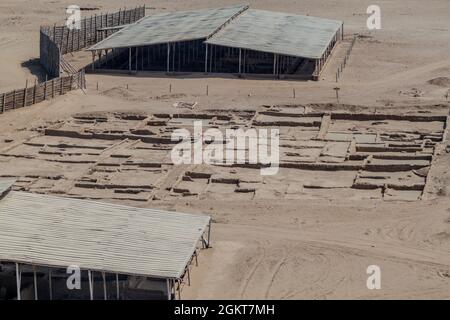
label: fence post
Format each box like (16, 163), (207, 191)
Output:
(52, 78), (55, 98)
(33, 79), (37, 105)
(12, 90), (16, 109)
(44, 79), (47, 100)
(1, 93), (5, 113)
(23, 80), (28, 107)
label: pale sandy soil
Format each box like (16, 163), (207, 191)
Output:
(1, 0), (450, 300)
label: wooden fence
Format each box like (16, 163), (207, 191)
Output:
(0, 70), (85, 114)
(40, 6), (145, 77)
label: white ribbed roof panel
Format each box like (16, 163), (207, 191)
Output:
(205, 9), (342, 59)
(88, 4), (248, 50)
(0, 191), (210, 279)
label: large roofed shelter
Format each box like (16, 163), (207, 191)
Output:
(0, 179), (211, 300)
(87, 4), (343, 80)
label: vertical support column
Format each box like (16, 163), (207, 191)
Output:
(204, 43), (208, 73)
(16, 263), (21, 300)
(239, 48), (242, 74)
(88, 270), (94, 300)
(48, 269), (53, 300)
(33, 266), (38, 300)
(116, 273), (120, 300)
(102, 272), (107, 300)
(167, 43), (170, 73)
(273, 54), (277, 76)
(166, 279), (172, 300)
(129, 47), (132, 73)
(135, 47), (138, 72)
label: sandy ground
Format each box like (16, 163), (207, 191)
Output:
(1, 0), (450, 299)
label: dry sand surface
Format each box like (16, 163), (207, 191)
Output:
(1, 0), (450, 299)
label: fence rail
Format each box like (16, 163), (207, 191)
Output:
(0, 70), (85, 114)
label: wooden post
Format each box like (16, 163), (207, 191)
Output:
(44, 76), (48, 100)
(33, 79), (37, 105)
(1, 93), (5, 113)
(12, 90), (16, 109)
(94, 14), (97, 43)
(206, 85), (209, 96)
(66, 24), (70, 54)
(23, 80), (28, 107)
(52, 79), (55, 98)
(84, 18), (87, 47)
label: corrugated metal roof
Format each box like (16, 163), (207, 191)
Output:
(0, 191), (210, 279)
(205, 9), (342, 59)
(88, 4), (248, 50)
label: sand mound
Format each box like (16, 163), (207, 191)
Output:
(427, 77), (450, 87)
(101, 86), (134, 99)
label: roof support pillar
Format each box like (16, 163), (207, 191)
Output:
(91, 51), (95, 70)
(88, 270), (94, 300)
(167, 43), (170, 73)
(15, 263), (21, 300)
(128, 47), (132, 74)
(102, 272), (107, 300)
(239, 48), (242, 74)
(136, 47), (138, 72)
(167, 279), (172, 300)
(273, 53), (277, 76)
(205, 43), (208, 73)
(33, 266), (38, 300)
(48, 269), (53, 300)
(116, 273), (120, 300)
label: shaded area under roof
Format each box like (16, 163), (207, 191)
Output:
(0, 191), (210, 279)
(205, 9), (342, 59)
(88, 4), (248, 50)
